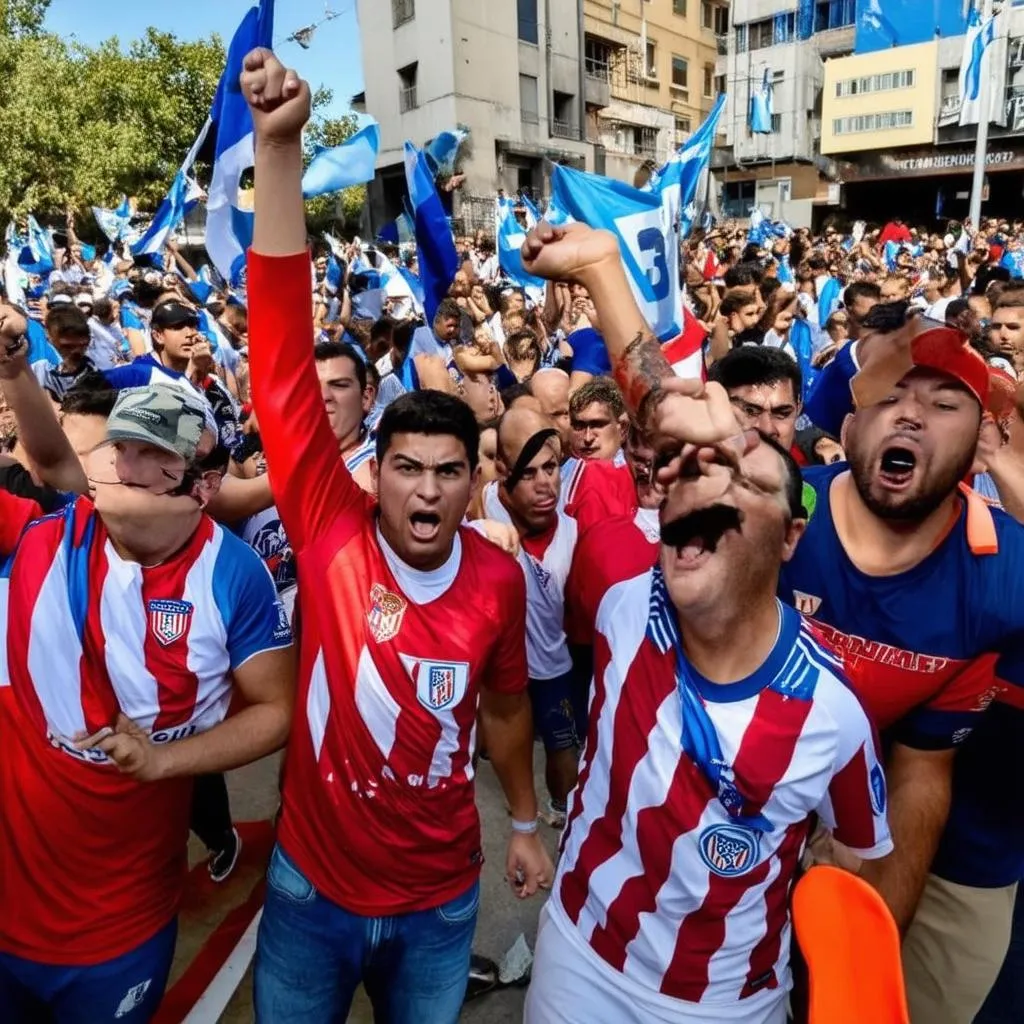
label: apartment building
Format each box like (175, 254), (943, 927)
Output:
(356, 0), (593, 233)
(581, 0), (724, 184)
(821, 4), (1024, 224)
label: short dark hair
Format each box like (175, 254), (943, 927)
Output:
(434, 297), (462, 324)
(504, 330), (541, 375)
(313, 339), (367, 391)
(944, 298), (971, 324)
(92, 296), (114, 321)
(843, 281), (881, 308)
(391, 319), (418, 358)
(708, 345), (802, 400)
(376, 390), (480, 473)
(569, 377), (626, 421)
(60, 380), (118, 418)
(720, 290), (760, 318)
(860, 299), (910, 333)
(756, 429), (805, 520)
(724, 262), (764, 289)
(501, 380), (534, 409)
(45, 305), (90, 340)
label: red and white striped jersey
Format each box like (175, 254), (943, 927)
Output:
(483, 481), (578, 680)
(249, 250), (530, 917)
(0, 494), (292, 964)
(554, 540), (892, 1015)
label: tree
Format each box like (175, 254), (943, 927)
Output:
(302, 104), (367, 236)
(0, 25), (223, 227)
(0, 0), (50, 39)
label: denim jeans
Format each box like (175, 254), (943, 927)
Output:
(0, 918), (177, 1023)
(254, 843), (479, 1023)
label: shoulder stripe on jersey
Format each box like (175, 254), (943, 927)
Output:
(564, 459), (587, 506)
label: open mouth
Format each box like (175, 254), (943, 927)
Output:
(878, 445), (917, 490)
(660, 504), (744, 570)
(409, 511), (442, 541)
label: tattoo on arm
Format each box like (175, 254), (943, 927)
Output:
(614, 332), (673, 426)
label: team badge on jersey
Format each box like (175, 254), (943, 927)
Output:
(793, 590), (822, 616)
(408, 659), (469, 712)
(699, 823), (761, 877)
(114, 979), (152, 1018)
(869, 764), (887, 815)
(368, 584), (407, 643)
(147, 599), (194, 646)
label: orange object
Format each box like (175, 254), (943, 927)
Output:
(792, 865), (909, 1024)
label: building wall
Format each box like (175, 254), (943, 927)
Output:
(820, 41), (938, 155)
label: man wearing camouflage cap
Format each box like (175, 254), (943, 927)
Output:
(0, 303), (296, 1023)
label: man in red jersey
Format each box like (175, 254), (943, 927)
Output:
(241, 50), (552, 1023)
(518, 222), (891, 1024)
(0, 315), (295, 1023)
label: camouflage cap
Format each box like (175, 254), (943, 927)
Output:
(106, 382), (208, 463)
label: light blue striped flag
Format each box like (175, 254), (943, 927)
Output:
(302, 122), (381, 199)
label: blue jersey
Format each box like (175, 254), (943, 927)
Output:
(780, 463), (1024, 887)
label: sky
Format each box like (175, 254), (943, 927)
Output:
(43, 0), (366, 118)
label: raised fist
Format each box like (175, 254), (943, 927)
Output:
(240, 48), (311, 145)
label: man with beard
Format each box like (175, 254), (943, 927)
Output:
(519, 218), (891, 1024)
(779, 325), (1024, 1023)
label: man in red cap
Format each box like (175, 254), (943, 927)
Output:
(781, 320), (1024, 1024)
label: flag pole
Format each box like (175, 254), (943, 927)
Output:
(969, 0), (994, 225)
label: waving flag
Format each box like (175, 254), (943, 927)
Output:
(404, 141), (459, 323)
(496, 197), (546, 296)
(131, 170), (203, 257)
(92, 196), (133, 243)
(749, 68), (774, 134)
(301, 122), (381, 199)
(520, 193), (542, 227)
(549, 164), (680, 341)
(185, 0), (275, 286)
(18, 216), (55, 275)
(424, 128), (468, 178)
(3, 224), (26, 306)
(959, 6), (999, 125)
(644, 94), (725, 240)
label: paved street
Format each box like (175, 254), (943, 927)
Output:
(173, 747), (558, 1023)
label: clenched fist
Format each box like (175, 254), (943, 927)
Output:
(241, 48), (312, 145)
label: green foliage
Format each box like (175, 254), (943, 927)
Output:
(302, 110), (368, 236)
(0, 0), (50, 39)
(0, 23), (223, 227)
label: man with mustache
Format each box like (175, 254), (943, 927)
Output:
(520, 221), (891, 1024)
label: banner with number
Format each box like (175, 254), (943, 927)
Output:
(549, 164), (680, 342)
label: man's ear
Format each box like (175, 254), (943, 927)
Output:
(781, 516), (807, 563)
(369, 456), (379, 497)
(194, 470), (224, 509)
(839, 413), (854, 450)
(618, 413), (629, 446)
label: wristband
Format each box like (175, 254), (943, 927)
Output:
(511, 817), (539, 835)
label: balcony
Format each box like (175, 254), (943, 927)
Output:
(584, 58), (611, 108)
(551, 119), (580, 141)
(392, 0), (414, 28)
(715, 34), (729, 56)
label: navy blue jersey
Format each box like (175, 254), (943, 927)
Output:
(780, 463), (1024, 887)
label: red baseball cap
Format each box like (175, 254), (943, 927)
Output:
(909, 327), (990, 408)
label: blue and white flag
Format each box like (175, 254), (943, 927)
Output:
(643, 94), (726, 240)
(403, 141), (459, 323)
(92, 196), (132, 243)
(424, 128), (468, 178)
(379, 250), (423, 316)
(749, 68), (774, 134)
(549, 163), (681, 341)
(496, 197), (546, 297)
(18, 215), (55, 275)
(520, 193), (541, 227)
(188, 0), (275, 286)
(301, 122), (381, 199)
(131, 170), (204, 257)
(959, 5), (999, 125)
(3, 223), (26, 307)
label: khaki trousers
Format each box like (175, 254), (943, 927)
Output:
(902, 874), (1017, 1024)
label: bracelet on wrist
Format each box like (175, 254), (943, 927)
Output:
(511, 817), (539, 835)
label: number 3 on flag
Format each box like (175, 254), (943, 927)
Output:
(637, 227), (670, 301)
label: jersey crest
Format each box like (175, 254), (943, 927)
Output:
(368, 583), (407, 643)
(793, 590), (822, 616)
(147, 599), (193, 646)
(401, 657), (470, 712)
(699, 823), (761, 877)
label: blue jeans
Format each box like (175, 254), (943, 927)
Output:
(254, 844), (479, 1023)
(0, 918), (177, 1023)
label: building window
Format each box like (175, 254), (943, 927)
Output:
(742, 13), (796, 51)
(771, 112), (782, 133)
(703, 63), (714, 97)
(552, 91), (577, 139)
(517, 0), (538, 44)
(675, 116), (692, 136)
(835, 68), (915, 97)
(714, 72), (727, 94)
(398, 62), (418, 112)
(646, 39), (658, 78)
(815, 0), (856, 33)
(832, 110), (913, 134)
(672, 55), (689, 91)
(632, 125), (659, 158)
(714, 4), (729, 34)
(585, 36), (612, 81)
(392, 0), (414, 28)
(735, 24), (748, 53)
(673, 0), (687, 16)
(520, 73), (540, 124)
